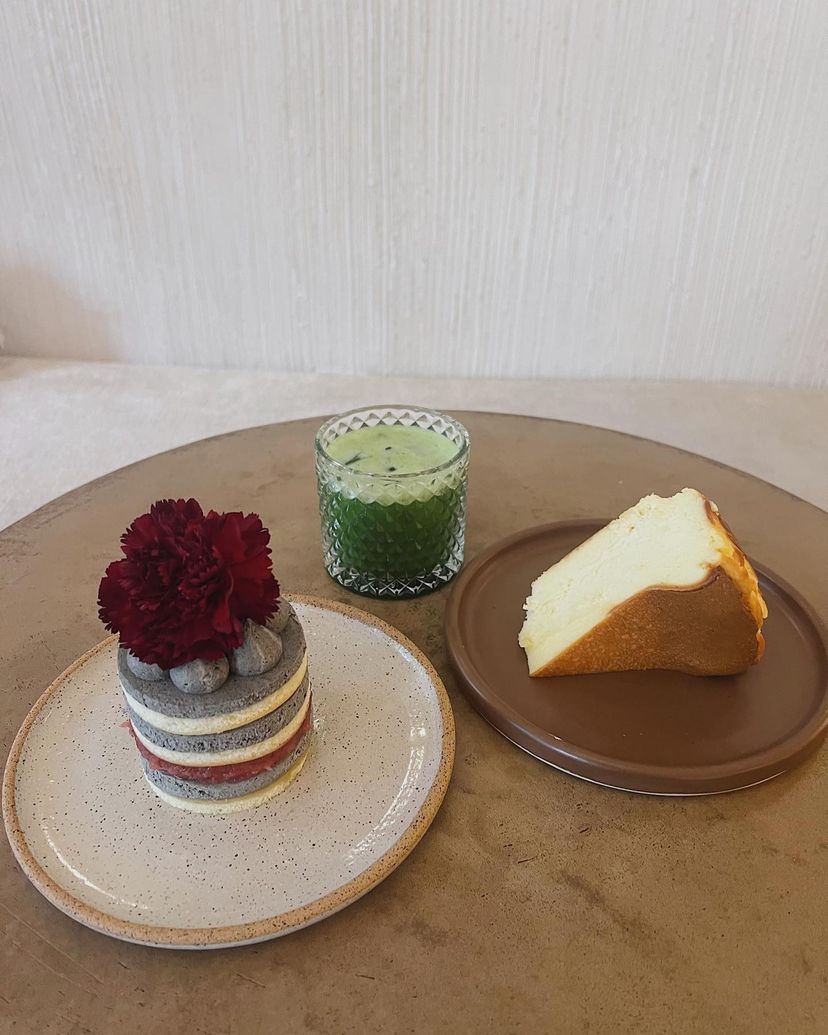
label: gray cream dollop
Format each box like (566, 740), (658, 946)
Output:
(268, 599), (293, 634)
(126, 653), (166, 682)
(169, 656), (230, 694)
(230, 620), (283, 676)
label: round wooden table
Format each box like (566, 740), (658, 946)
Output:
(2, 414), (826, 1034)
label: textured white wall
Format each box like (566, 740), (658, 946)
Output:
(0, 1), (826, 384)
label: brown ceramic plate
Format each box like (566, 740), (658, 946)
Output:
(445, 522), (828, 795)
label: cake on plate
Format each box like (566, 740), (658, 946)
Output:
(98, 499), (312, 813)
(519, 488), (768, 677)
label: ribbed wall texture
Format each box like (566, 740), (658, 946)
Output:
(1, 1), (826, 383)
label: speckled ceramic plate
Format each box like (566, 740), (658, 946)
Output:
(2, 596), (455, 948)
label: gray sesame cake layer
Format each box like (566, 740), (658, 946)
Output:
(118, 613), (306, 718)
(128, 675), (309, 753)
(141, 728), (312, 800)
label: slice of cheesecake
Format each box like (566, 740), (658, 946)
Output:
(518, 488), (768, 677)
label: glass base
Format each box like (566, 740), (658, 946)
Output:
(323, 554), (463, 599)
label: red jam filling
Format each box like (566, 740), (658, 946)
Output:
(130, 700), (312, 784)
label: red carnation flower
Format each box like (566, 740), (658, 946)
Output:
(98, 499), (280, 669)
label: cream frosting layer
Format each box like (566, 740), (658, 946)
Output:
(122, 652), (308, 735)
(131, 691), (312, 767)
(144, 753), (308, 814)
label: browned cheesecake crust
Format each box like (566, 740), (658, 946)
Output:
(533, 566), (764, 677)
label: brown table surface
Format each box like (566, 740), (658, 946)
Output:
(1, 413), (826, 1035)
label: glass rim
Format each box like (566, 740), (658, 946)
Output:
(314, 405), (470, 480)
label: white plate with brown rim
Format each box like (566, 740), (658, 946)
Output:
(2, 596), (455, 949)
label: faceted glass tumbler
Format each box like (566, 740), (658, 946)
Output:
(315, 407), (470, 598)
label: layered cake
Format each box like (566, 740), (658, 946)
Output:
(98, 499), (312, 813)
(519, 488), (768, 677)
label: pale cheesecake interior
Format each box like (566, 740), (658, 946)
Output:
(518, 487), (767, 676)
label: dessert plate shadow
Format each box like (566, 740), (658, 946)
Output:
(2, 596), (455, 948)
(445, 522), (828, 795)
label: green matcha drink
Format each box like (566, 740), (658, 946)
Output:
(316, 408), (470, 598)
(326, 424), (458, 476)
